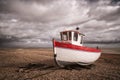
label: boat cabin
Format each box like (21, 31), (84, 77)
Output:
(60, 30), (85, 46)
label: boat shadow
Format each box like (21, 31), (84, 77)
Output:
(18, 60), (96, 72)
(16, 60), (96, 80)
(63, 64), (95, 70)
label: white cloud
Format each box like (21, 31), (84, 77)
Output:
(0, 0), (120, 47)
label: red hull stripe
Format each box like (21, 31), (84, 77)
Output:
(54, 40), (101, 52)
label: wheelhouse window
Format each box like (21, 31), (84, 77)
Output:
(74, 32), (78, 41)
(62, 32), (68, 41)
(68, 32), (71, 40)
(80, 36), (83, 44)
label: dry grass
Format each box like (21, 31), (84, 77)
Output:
(0, 48), (120, 80)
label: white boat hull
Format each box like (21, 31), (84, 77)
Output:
(53, 40), (101, 67)
(55, 47), (101, 65)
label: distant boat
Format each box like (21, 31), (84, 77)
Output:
(53, 28), (101, 67)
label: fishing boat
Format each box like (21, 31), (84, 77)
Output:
(53, 28), (101, 67)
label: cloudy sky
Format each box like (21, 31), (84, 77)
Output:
(0, 0), (120, 48)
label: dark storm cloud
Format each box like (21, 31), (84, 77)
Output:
(111, 0), (120, 5)
(0, 35), (20, 47)
(0, 0), (120, 47)
(99, 7), (120, 21)
(0, 0), (9, 12)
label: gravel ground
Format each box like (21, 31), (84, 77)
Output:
(0, 48), (120, 80)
